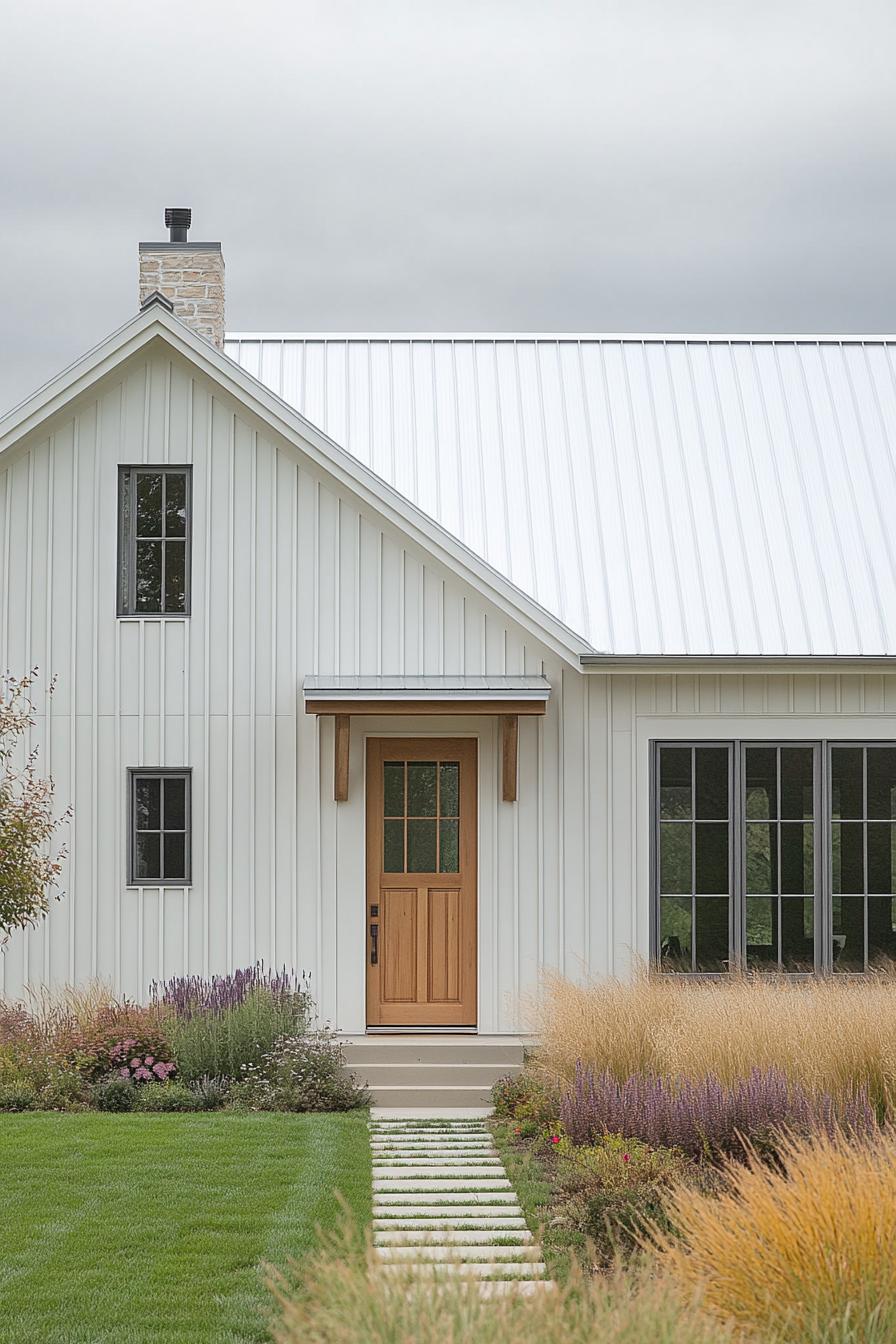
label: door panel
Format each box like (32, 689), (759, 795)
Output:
(367, 738), (477, 1027)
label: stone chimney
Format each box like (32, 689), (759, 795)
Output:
(138, 208), (225, 348)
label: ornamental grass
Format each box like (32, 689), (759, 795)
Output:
(532, 970), (896, 1111)
(268, 1219), (735, 1344)
(651, 1127), (896, 1343)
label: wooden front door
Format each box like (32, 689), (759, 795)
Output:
(366, 738), (477, 1027)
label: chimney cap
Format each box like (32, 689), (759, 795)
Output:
(164, 207), (192, 243)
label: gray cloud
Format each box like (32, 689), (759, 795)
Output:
(2, 0), (896, 410)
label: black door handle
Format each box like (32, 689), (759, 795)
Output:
(370, 923), (378, 965)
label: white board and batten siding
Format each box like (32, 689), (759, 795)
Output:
(3, 349), (896, 1030)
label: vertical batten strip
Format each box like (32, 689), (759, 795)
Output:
(91, 406), (101, 979)
(249, 432), (258, 964)
(226, 413), (235, 968)
(291, 462), (299, 973)
(68, 420), (79, 983)
(23, 449), (34, 986)
(43, 440), (55, 985)
(202, 392), (213, 973)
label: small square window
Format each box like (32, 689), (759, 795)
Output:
(128, 770), (191, 885)
(118, 467), (191, 616)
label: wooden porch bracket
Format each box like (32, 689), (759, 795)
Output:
(308, 696), (545, 804)
(334, 714), (350, 802)
(501, 714), (519, 803)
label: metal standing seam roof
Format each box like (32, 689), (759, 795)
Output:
(225, 334), (896, 658)
(302, 675), (552, 701)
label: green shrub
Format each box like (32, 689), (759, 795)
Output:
(37, 1069), (90, 1111)
(163, 987), (311, 1083)
(228, 1031), (368, 1112)
(188, 1075), (229, 1111)
(0, 1082), (36, 1112)
(134, 1081), (201, 1112)
(492, 1068), (558, 1128)
(91, 1076), (135, 1112)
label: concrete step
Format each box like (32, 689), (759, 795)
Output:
(359, 1063), (518, 1089)
(479, 1280), (555, 1297)
(377, 1244), (544, 1262)
(374, 1190), (519, 1205)
(379, 1261), (547, 1280)
(342, 1035), (527, 1067)
(366, 1085), (495, 1107)
(373, 1164), (503, 1177)
(373, 1210), (528, 1224)
(375, 1229), (533, 1245)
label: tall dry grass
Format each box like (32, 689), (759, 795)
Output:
(652, 1128), (896, 1343)
(531, 971), (896, 1107)
(268, 1221), (737, 1344)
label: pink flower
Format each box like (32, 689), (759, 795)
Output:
(130, 1058), (141, 1069)
(144, 1056), (154, 1066)
(622, 1153), (631, 1163)
(550, 1135), (560, 1145)
(119, 1067), (130, 1078)
(152, 1062), (168, 1079)
(134, 1067), (151, 1081)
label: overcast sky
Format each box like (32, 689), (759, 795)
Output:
(2, 0), (896, 411)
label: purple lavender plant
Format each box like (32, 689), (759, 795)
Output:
(559, 1063), (877, 1160)
(151, 963), (311, 1020)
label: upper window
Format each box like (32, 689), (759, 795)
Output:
(128, 769), (191, 886)
(118, 467), (191, 616)
(654, 741), (896, 975)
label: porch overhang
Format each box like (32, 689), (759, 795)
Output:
(303, 676), (550, 802)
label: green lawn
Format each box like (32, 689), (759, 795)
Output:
(0, 1112), (371, 1344)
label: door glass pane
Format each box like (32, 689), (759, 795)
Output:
(746, 895), (777, 968)
(781, 823), (813, 895)
(136, 473), (163, 536)
(831, 747), (864, 819)
(135, 540), (162, 611)
(867, 824), (896, 895)
(833, 896), (865, 971)
(407, 763), (437, 816)
(383, 819), (404, 872)
(745, 747), (777, 819)
(867, 749), (896, 820)
(164, 473), (187, 538)
(135, 832), (161, 881)
(407, 819), (437, 871)
(695, 823), (728, 893)
(660, 897), (691, 970)
(694, 897), (729, 971)
(781, 897), (814, 971)
(439, 819), (459, 873)
(695, 748), (728, 819)
(868, 896), (896, 966)
(163, 833), (185, 881)
(439, 763), (459, 817)
(164, 540), (186, 612)
(135, 777), (161, 830)
(832, 822), (864, 894)
(781, 747), (814, 819)
(383, 763), (404, 817)
(746, 821), (777, 894)
(163, 777), (185, 831)
(660, 823), (691, 894)
(659, 747), (691, 819)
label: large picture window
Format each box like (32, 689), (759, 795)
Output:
(118, 466), (191, 616)
(653, 741), (896, 975)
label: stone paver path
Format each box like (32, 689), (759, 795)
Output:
(370, 1117), (551, 1295)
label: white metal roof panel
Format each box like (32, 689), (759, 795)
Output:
(303, 675), (551, 701)
(226, 334), (896, 657)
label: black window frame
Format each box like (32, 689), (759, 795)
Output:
(827, 741), (896, 973)
(651, 740), (827, 976)
(127, 768), (192, 887)
(117, 465), (192, 617)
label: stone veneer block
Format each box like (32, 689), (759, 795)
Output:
(138, 242), (225, 348)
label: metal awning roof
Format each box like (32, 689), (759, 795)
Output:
(303, 675), (551, 703)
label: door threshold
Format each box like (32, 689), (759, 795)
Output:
(366, 1026), (478, 1034)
